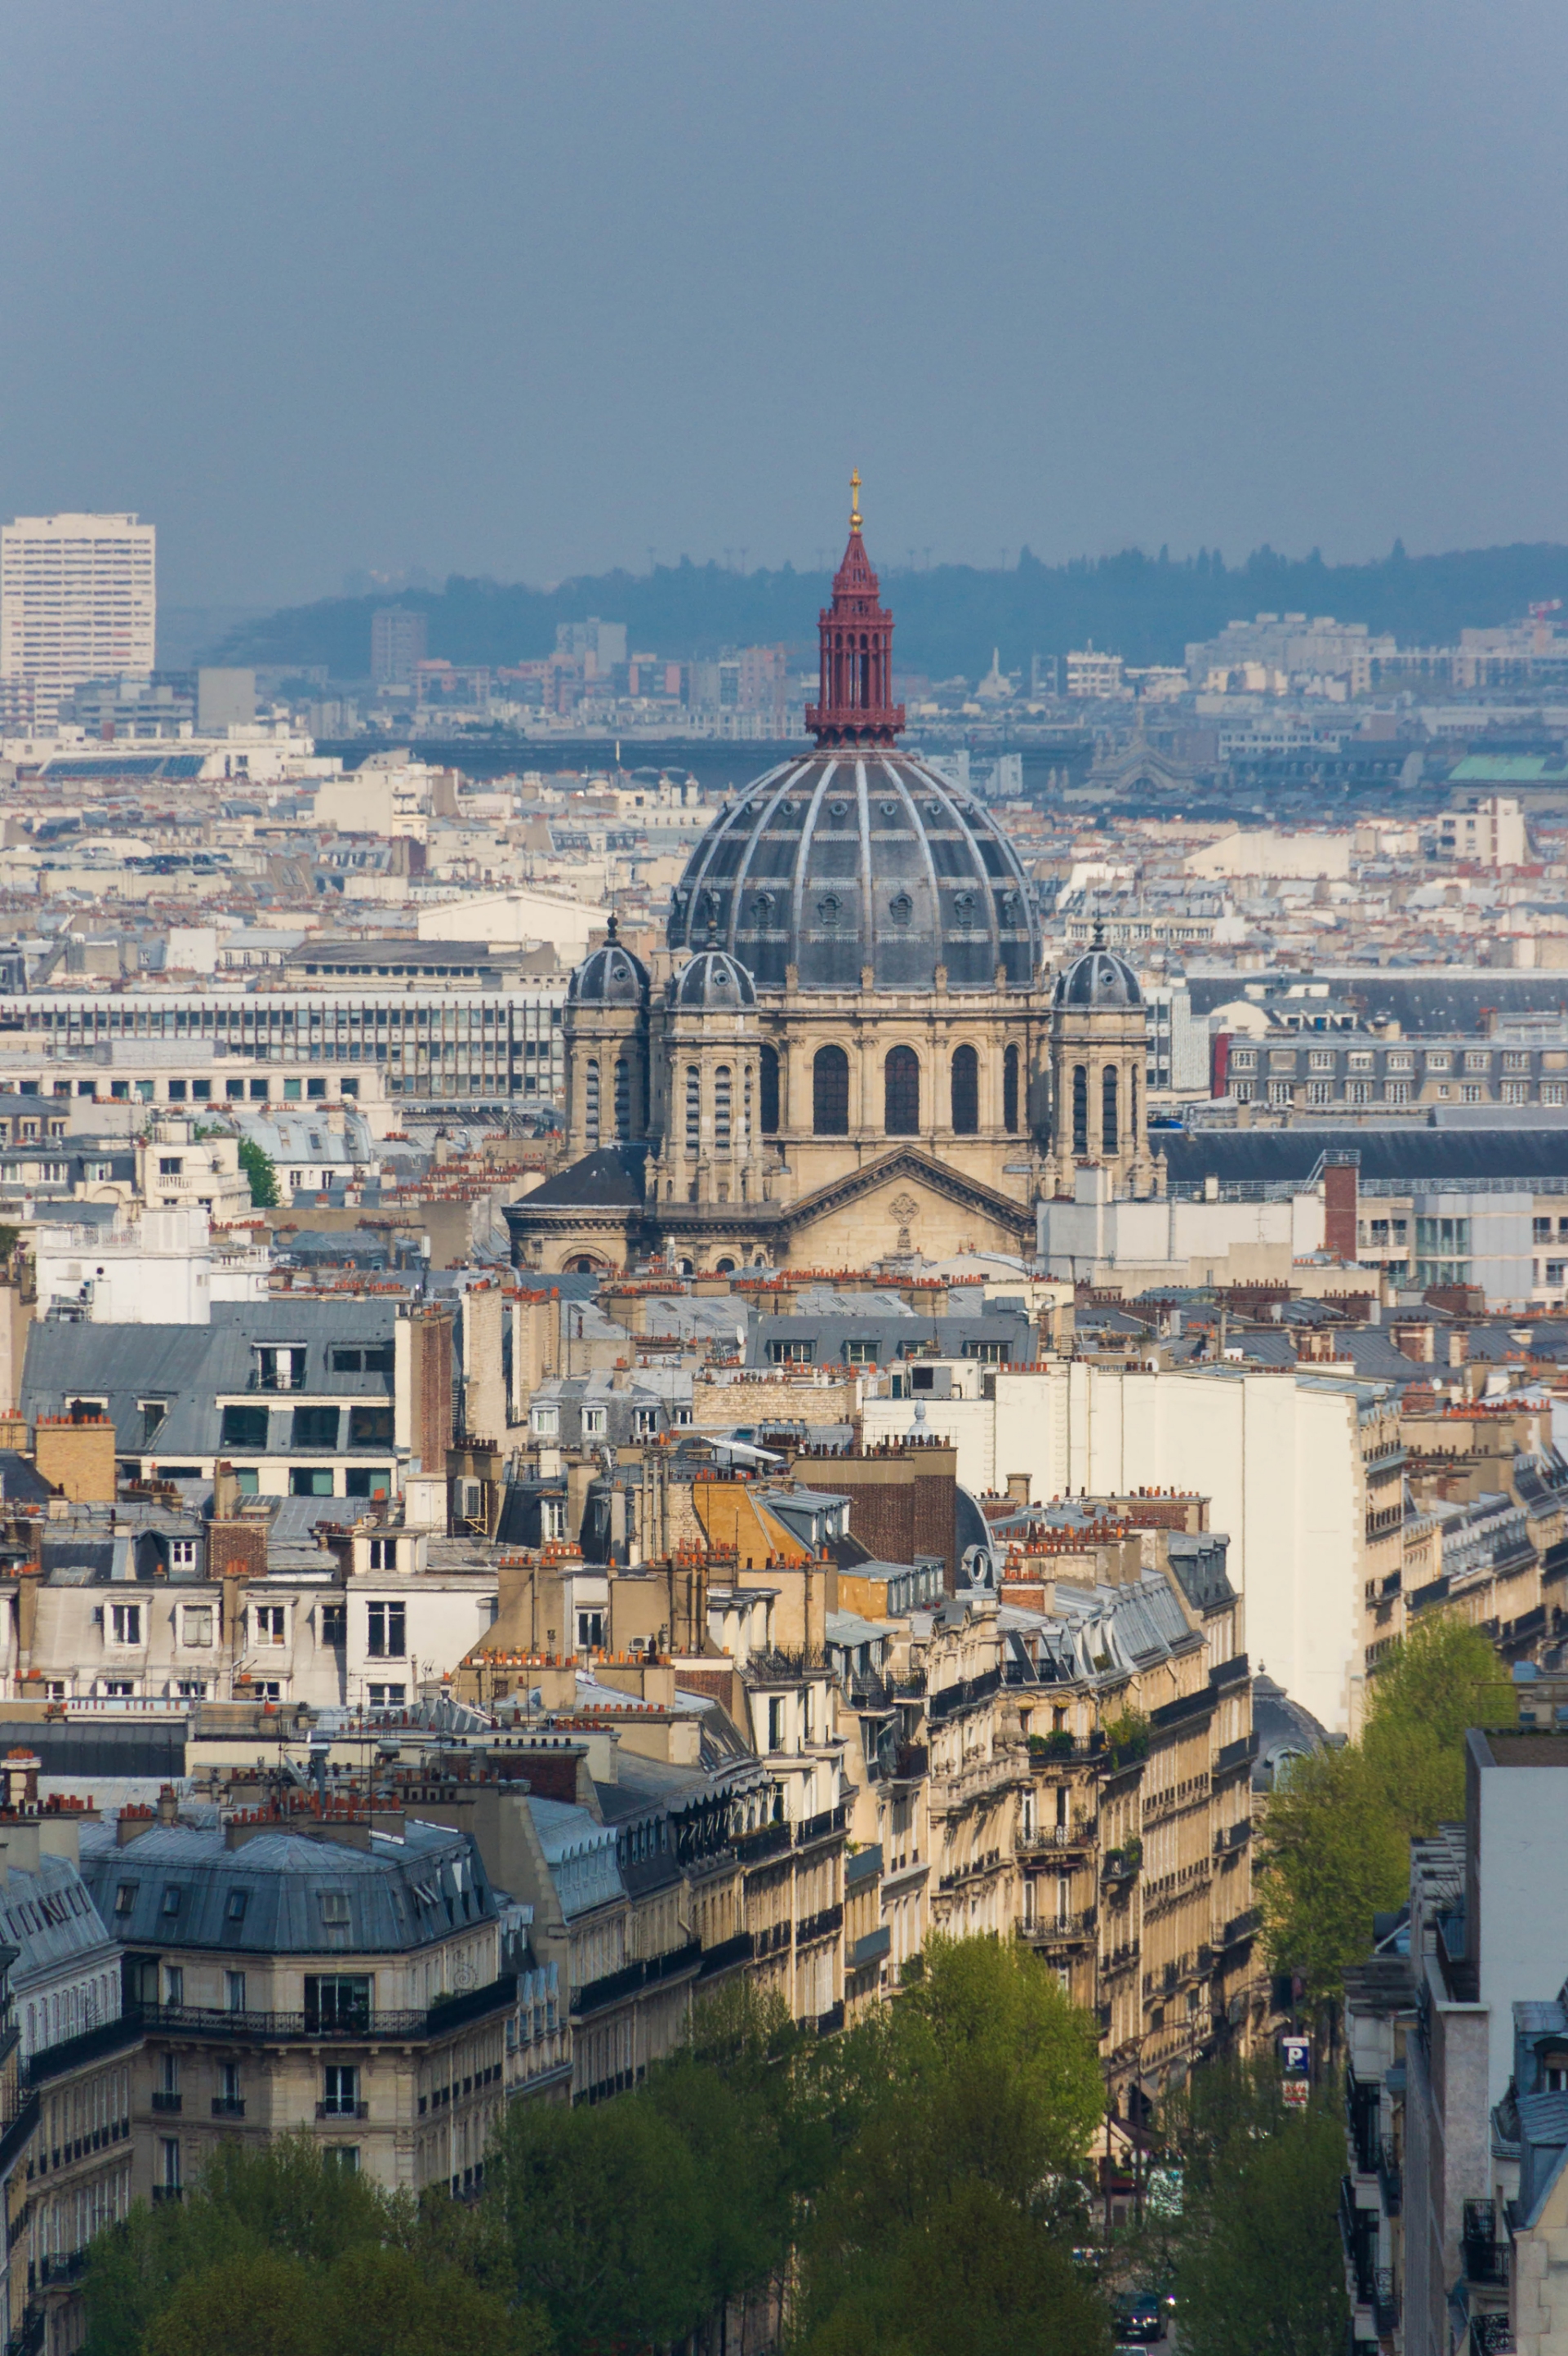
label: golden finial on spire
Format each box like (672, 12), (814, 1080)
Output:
(849, 469), (862, 532)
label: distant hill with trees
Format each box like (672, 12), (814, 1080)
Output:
(214, 540), (1568, 684)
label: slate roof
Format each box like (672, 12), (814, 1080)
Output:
(1158, 1127), (1568, 1188)
(521, 1145), (648, 1209)
(78, 1816), (493, 1955)
(0, 1853), (118, 1998)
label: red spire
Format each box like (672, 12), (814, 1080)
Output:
(805, 471), (905, 747)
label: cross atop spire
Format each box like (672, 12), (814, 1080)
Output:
(805, 475), (906, 748)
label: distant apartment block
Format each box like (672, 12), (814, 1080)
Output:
(371, 605), (429, 687)
(555, 617), (627, 677)
(1065, 646), (1125, 698)
(0, 514), (156, 729)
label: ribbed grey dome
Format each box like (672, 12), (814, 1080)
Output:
(668, 750), (1039, 993)
(669, 950), (757, 1009)
(1054, 948), (1143, 1009)
(568, 942), (649, 1006)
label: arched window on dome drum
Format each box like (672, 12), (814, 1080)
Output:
(1003, 1044), (1020, 1134)
(585, 1060), (600, 1147)
(715, 1067), (732, 1151)
(684, 1066), (701, 1155)
(1102, 1067), (1119, 1156)
(951, 1045), (978, 1135)
(1071, 1066), (1087, 1156)
(1130, 1068), (1138, 1147)
(884, 1045), (920, 1136)
(612, 1058), (630, 1140)
(813, 1045), (849, 1136)
(760, 1044), (780, 1133)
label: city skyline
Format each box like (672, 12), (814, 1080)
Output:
(3, 2), (1568, 607)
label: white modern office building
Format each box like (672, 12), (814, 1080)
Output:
(0, 514), (157, 729)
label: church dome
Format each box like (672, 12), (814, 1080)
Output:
(1054, 946), (1143, 1009)
(667, 750), (1040, 992)
(669, 948), (758, 1009)
(568, 938), (648, 1006)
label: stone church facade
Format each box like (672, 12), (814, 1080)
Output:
(506, 492), (1158, 1278)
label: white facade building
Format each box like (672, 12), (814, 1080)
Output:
(863, 1356), (1372, 1734)
(33, 1208), (271, 1325)
(0, 514), (156, 730)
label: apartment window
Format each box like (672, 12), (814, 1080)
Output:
(1464, 1051), (1490, 1072)
(251, 1680), (282, 1702)
(768, 1338), (813, 1364)
(1306, 1082), (1333, 1107)
(531, 1405), (559, 1436)
(321, 2065), (361, 2118)
(541, 1499), (567, 1541)
(1348, 1051), (1374, 1071)
(1387, 1052), (1414, 1071)
(176, 1678), (207, 1699)
(292, 1405), (339, 1449)
(109, 1603), (141, 1646)
(139, 1400), (168, 1445)
(1547, 1084), (1567, 1107)
(843, 1340), (879, 1364)
(581, 1405), (607, 1438)
(1548, 1263), (1566, 1288)
(158, 1156), (183, 1177)
(1307, 1049), (1334, 1072)
(220, 1404), (269, 1450)
(633, 1407), (657, 1437)
(1230, 1049), (1256, 1071)
(1386, 1081), (1410, 1105)
(1233, 1081), (1253, 1104)
(318, 1891), (351, 1940)
(160, 2139), (181, 2193)
(577, 1610), (604, 1650)
(349, 1405), (393, 1447)
(305, 1975), (371, 2034)
(164, 1964), (184, 2005)
(321, 1603), (346, 1646)
(367, 1602), (406, 1658)
(291, 1468), (334, 1497)
(1503, 1081), (1530, 1104)
(368, 1683), (406, 1708)
(167, 1539), (198, 1572)
(1463, 1084), (1483, 1103)
(225, 1972), (247, 2015)
(367, 1537), (397, 1571)
(768, 1697), (784, 1750)
(1427, 1053), (1450, 1072)
(1503, 1051), (1531, 1071)
(254, 1345), (307, 1392)
(1267, 1080), (1292, 1107)
(1536, 1218), (1554, 1243)
(1348, 1080), (1372, 1106)
(113, 1882), (137, 1918)
(253, 1606), (287, 1647)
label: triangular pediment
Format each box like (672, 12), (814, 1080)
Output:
(779, 1147), (1035, 1242)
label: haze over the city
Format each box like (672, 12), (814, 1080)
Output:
(3, 0), (1567, 608)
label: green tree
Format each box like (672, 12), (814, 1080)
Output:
(238, 1134), (279, 1208)
(797, 1936), (1107, 2349)
(82, 2136), (390, 2356)
(1162, 2060), (1348, 2356)
(488, 2089), (710, 2354)
(1259, 1616), (1514, 2003)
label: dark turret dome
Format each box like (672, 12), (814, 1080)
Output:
(667, 750), (1040, 992)
(670, 949), (757, 1009)
(1054, 947), (1143, 1009)
(568, 938), (649, 1006)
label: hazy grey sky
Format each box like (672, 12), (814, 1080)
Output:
(4, 1), (1567, 606)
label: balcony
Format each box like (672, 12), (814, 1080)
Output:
(36, 2253), (87, 2290)
(1020, 1821), (1094, 1855)
(571, 1939), (702, 2020)
(104, 1982), (516, 2048)
(211, 2096), (246, 2118)
(697, 1931), (754, 1980)
(1022, 1910), (1096, 1947)
(1215, 1731), (1260, 1777)
(733, 1819), (792, 1865)
(1463, 2205), (1509, 2287)
(150, 2090), (182, 2113)
(849, 1925), (892, 1971)
(316, 2100), (368, 2121)
(1378, 2140), (1401, 2216)
(795, 1803), (849, 1849)
(1221, 1908), (1259, 1948)
(151, 2186), (183, 2206)
(795, 1904), (844, 1948)
(1213, 1821), (1252, 1857)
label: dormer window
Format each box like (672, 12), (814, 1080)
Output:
(254, 1345), (307, 1392)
